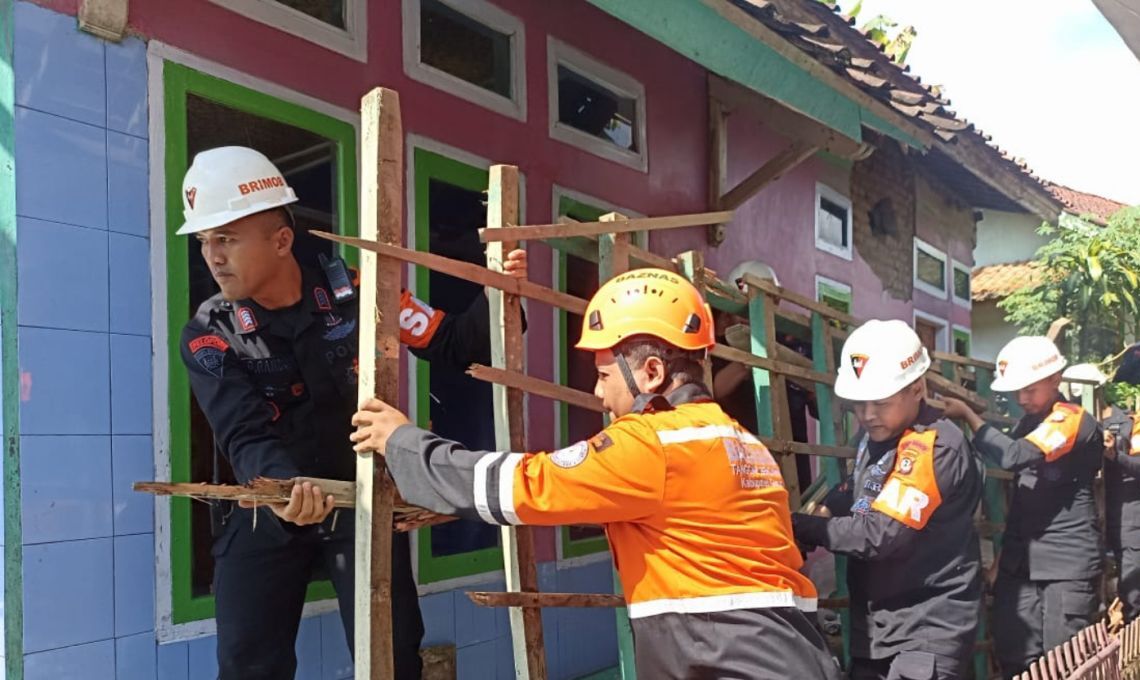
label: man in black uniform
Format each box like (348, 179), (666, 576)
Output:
(1104, 398), (1140, 622)
(793, 320), (983, 680)
(175, 146), (526, 679)
(943, 335), (1102, 679)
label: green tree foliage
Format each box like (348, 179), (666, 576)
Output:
(825, 0), (918, 65)
(1000, 207), (1140, 365)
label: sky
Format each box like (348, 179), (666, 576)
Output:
(847, 0), (1140, 206)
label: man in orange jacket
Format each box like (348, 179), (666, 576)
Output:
(351, 268), (840, 679)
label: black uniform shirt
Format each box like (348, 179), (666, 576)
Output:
(794, 403), (983, 660)
(973, 397), (1102, 580)
(180, 267), (493, 484)
(1104, 406), (1140, 547)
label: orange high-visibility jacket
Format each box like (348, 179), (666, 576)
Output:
(385, 383), (818, 618)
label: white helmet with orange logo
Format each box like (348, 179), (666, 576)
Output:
(176, 146), (298, 235)
(991, 336), (1067, 392)
(835, 319), (931, 401)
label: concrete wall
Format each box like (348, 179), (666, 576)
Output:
(972, 300), (1018, 363)
(975, 209), (1048, 267)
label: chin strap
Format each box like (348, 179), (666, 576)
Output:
(615, 351), (642, 400)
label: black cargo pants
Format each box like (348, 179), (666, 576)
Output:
(213, 508), (424, 679)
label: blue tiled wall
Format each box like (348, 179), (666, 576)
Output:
(12, 3), (619, 678)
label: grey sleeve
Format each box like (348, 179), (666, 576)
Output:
(973, 423), (1046, 472)
(385, 424), (514, 524)
(793, 510), (919, 561)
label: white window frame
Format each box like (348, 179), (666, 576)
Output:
(814, 182), (853, 261)
(951, 259), (972, 308)
(547, 37), (648, 173)
(913, 309), (950, 352)
(402, 0), (527, 121)
(208, 0), (367, 62)
(952, 324), (972, 357)
(913, 237), (949, 299)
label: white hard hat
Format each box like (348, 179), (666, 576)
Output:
(990, 336), (1067, 392)
(176, 146), (298, 235)
(728, 260), (780, 290)
(1062, 363), (1107, 386)
(835, 319), (930, 401)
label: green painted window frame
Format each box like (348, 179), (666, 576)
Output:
(554, 195), (614, 559)
(163, 61), (359, 624)
(816, 278), (852, 314)
(953, 327), (971, 357)
(411, 146), (507, 584)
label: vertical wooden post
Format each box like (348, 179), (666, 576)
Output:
(485, 165), (547, 680)
(707, 90), (728, 245)
(812, 312), (850, 666)
(748, 286), (799, 507)
(598, 213), (637, 680)
(356, 87), (402, 680)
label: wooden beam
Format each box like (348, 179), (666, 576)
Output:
(485, 166), (547, 680)
(760, 438), (856, 460)
(741, 274), (859, 327)
(937, 134), (1063, 223)
(719, 141), (820, 211)
(707, 89), (729, 245)
(133, 479), (458, 533)
(355, 86), (402, 680)
(930, 351), (995, 371)
(468, 365), (605, 413)
(468, 592), (625, 609)
(711, 344), (835, 386)
(313, 233), (589, 315)
(477, 211), (735, 243)
(708, 74), (870, 160)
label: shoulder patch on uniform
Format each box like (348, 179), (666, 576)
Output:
(589, 433), (614, 452)
(236, 306), (258, 333)
(188, 334), (228, 353)
(1025, 403), (1082, 462)
(189, 334), (227, 378)
(550, 441), (589, 469)
(871, 429), (942, 530)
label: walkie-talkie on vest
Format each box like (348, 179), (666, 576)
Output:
(319, 253), (356, 303)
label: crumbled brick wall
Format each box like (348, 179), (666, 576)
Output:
(852, 136), (916, 300)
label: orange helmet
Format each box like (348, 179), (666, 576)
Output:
(576, 268), (715, 352)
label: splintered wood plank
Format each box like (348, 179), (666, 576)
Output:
(356, 86), (402, 680)
(467, 592), (625, 609)
(478, 210), (734, 243)
(485, 165), (547, 680)
(132, 479), (456, 533)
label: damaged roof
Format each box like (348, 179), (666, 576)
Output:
(729, 0), (1063, 215)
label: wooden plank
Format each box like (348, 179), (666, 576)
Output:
(468, 365), (605, 413)
(468, 592), (625, 609)
(711, 344), (835, 385)
(719, 141), (820, 211)
(485, 165), (547, 680)
(133, 480), (455, 532)
(742, 273), (859, 327)
(926, 372), (988, 413)
(754, 287), (800, 508)
(707, 89), (729, 245)
(355, 86), (402, 680)
(314, 232), (590, 315)
(760, 438), (856, 459)
(477, 210), (735, 243)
